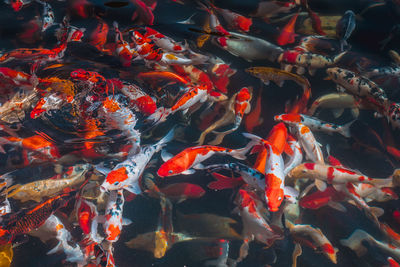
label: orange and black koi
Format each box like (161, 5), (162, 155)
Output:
(0, 191), (76, 244)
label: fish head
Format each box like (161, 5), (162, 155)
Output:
(265, 187), (284, 212)
(134, 95), (157, 115)
(236, 87), (251, 102)
(287, 163), (313, 178)
(102, 167), (129, 191)
(157, 158), (187, 177)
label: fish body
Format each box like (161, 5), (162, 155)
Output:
(275, 113), (352, 138)
(102, 129), (174, 193)
(288, 163), (392, 188)
(157, 142), (254, 177)
(287, 221), (338, 264)
(30, 215), (84, 263)
(7, 164), (88, 202)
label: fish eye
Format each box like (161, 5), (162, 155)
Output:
(168, 170), (173, 174)
(114, 182), (119, 185)
(302, 170), (307, 173)
(278, 196), (282, 201)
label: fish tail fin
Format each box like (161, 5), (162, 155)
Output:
(337, 120), (355, 138)
(145, 107), (171, 125)
(369, 177), (393, 187)
(47, 241), (64, 255)
(207, 172), (242, 190)
(333, 51), (347, 64)
(154, 128), (175, 152)
(230, 138), (259, 160)
(64, 245), (84, 263)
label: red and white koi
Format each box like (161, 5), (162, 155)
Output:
(29, 215), (85, 263)
(75, 198), (103, 244)
(288, 163), (392, 191)
(144, 27), (188, 53)
(207, 1), (253, 32)
(286, 220), (338, 264)
(113, 22), (135, 67)
(103, 190), (131, 243)
(131, 31), (207, 66)
(286, 123), (324, 164)
(0, 67), (37, 90)
(275, 113), (352, 138)
(354, 183), (398, 203)
(157, 141), (256, 177)
(243, 133), (291, 212)
(147, 84), (209, 124)
(235, 189), (282, 262)
(112, 80), (157, 115)
(102, 190), (131, 266)
(101, 129), (174, 193)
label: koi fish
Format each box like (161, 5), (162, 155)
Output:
(206, 162), (265, 191)
(279, 51), (346, 75)
(207, 1), (252, 32)
(146, 181), (205, 203)
(0, 191), (76, 244)
(326, 67), (389, 113)
(29, 215), (84, 263)
(275, 113), (353, 138)
(172, 65), (213, 91)
(137, 71), (189, 85)
(235, 189), (282, 262)
(277, 12), (299, 46)
(209, 87), (252, 145)
(75, 198), (102, 243)
(307, 92), (360, 118)
(103, 190), (131, 243)
(144, 27), (189, 53)
(157, 141), (256, 177)
(212, 31), (284, 62)
(113, 22), (135, 67)
(288, 163), (392, 191)
(243, 133), (296, 211)
(6, 164), (89, 203)
(147, 84), (209, 125)
(246, 66), (310, 89)
(101, 128), (174, 193)
(286, 123), (324, 165)
(286, 220), (338, 264)
(252, 122), (289, 174)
